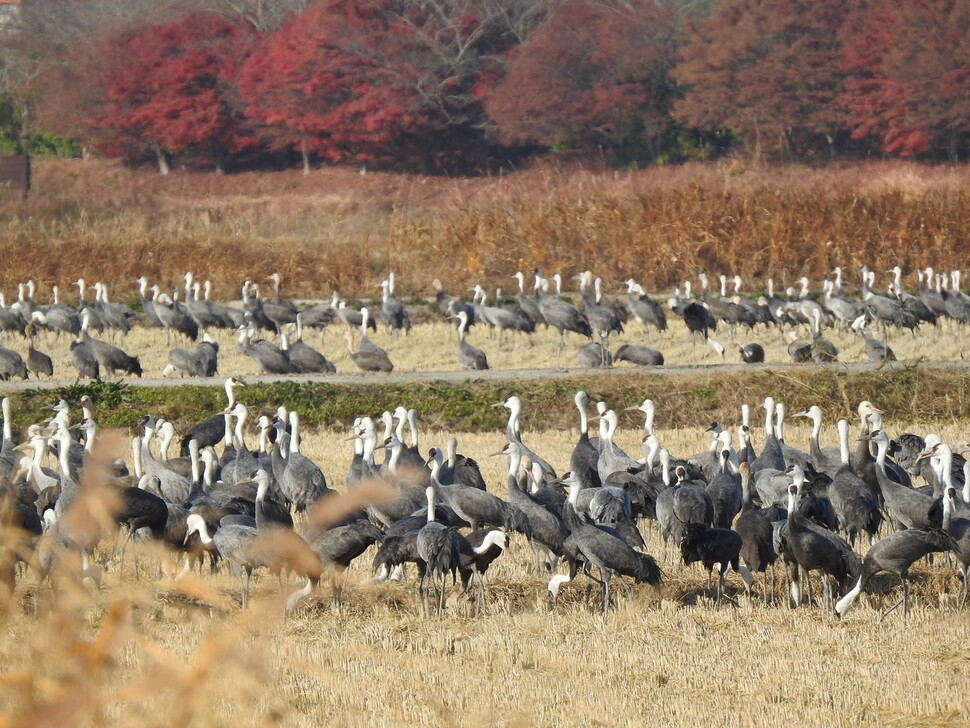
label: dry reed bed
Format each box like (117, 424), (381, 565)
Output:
(2, 159), (970, 299)
(2, 424), (970, 726)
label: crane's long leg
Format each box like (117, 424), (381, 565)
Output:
(960, 566), (968, 611)
(880, 575), (909, 620)
(602, 569), (612, 615)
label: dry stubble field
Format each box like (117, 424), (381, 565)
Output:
(2, 420), (970, 728)
(5, 159), (970, 727)
(5, 306), (970, 385)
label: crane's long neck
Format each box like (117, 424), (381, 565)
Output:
(506, 447), (522, 480)
(234, 411), (247, 449)
(195, 520), (214, 546)
(426, 486), (436, 523)
(786, 489), (798, 524)
(29, 441), (45, 479)
(132, 436), (142, 478)
(142, 423), (155, 457)
(604, 413), (618, 448)
(939, 445), (954, 495)
(644, 436), (660, 469)
(763, 400), (774, 439)
(225, 380), (236, 408)
(159, 427), (173, 461)
(660, 449), (671, 486)
(407, 410), (419, 450)
(2, 398), (10, 442)
(963, 461), (970, 504)
(873, 436), (888, 474)
(56, 433), (71, 478)
(943, 493), (953, 533)
(507, 403), (521, 442)
(837, 420), (851, 465)
(567, 478), (581, 506)
(530, 463), (543, 493)
(643, 403), (654, 436)
(289, 412), (300, 454)
(190, 440), (200, 484)
(388, 442), (401, 474)
(774, 404), (786, 442)
(576, 397), (588, 436)
(809, 413), (822, 452)
(275, 428), (291, 461)
(394, 415), (406, 444)
(362, 430), (377, 466)
(740, 466), (753, 510)
(223, 414), (233, 449)
(201, 451), (214, 487)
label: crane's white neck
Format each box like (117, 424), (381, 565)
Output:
(837, 419), (850, 465)
(288, 411), (300, 454)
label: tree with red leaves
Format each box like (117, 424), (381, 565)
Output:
(240, 0), (533, 172)
(840, 0), (970, 159)
(238, 1), (415, 171)
(484, 0), (681, 162)
(98, 13), (256, 173)
(673, 0), (850, 160)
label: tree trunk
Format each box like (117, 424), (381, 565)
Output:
(301, 146), (311, 174)
(152, 144), (170, 175)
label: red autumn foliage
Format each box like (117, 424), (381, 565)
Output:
(237, 1), (416, 166)
(97, 12), (256, 172)
(673, 0), (850, 158)
(484, 0), (680, 159)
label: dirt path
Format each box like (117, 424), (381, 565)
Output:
(0, 358), (946, 394)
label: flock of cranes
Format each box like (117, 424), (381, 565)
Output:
(1, 383), (968, 620)
(0, 264), (966, 380)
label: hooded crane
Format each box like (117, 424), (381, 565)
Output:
(680, 522), (752, 604)
(346, 307), (393, 372)
(835, 528), (956, 619)
(732, 458), (779, 602)
(548, 472), (661, 614)
(185, 513), (261, 609)
(500, 441), (567, 572)
(79, 310), (142, 376)
(453, 310), (488, 370)
(271, 416), (330, 512)
(416, 485), (460, 616)
(778, 466), (860, 611)
(428, 454), (530, 536)
(180, 377), (246, 455)
(940, 485), (970, 609)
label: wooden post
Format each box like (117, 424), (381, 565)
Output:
(0, 153), (30, 199)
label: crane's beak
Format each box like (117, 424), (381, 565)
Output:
(914, 447), (935, 463)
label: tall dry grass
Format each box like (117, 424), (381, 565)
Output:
(2, 158), (970, 300)
(2, 420), (970, 727)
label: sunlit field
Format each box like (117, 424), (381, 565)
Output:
(2, 418), (970, 727)
(2, 309), (969, 385)
(5, 157), (970, 727)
